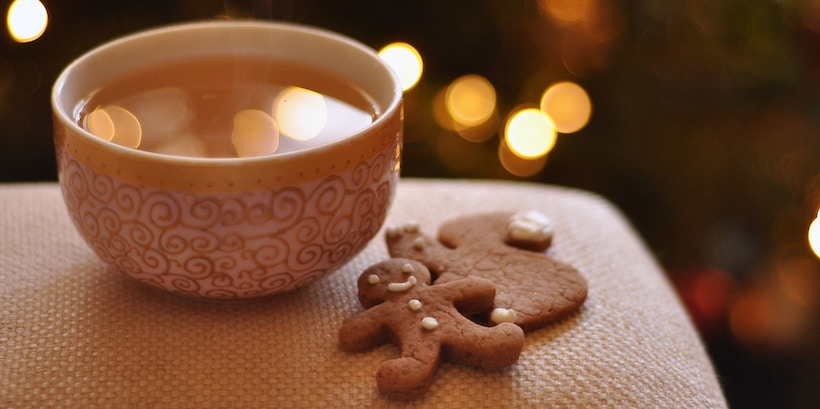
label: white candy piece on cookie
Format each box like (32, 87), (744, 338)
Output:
(507, 210), (554, 247)
(490, 307), (518, 324)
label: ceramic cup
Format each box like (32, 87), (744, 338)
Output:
(52, 20), (403, 300)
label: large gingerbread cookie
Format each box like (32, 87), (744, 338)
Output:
(386, 211), (587, 332)
(339, 259), (524, 400)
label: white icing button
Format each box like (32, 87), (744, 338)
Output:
(387, 275), (417, 292)
(408, 299), (422, 311)
(401, 263), (414, 273)
(412, 237), (426, 250)
(490, 308), (517, 324)
(367, 274), (380, 284)
(421, 317), (438, 330)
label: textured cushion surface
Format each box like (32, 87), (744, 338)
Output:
(0, 179), (727, 408)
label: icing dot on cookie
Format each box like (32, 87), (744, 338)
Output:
(421, 317), (439, 330)
(368, 274), (380, 284)
(412, 237), (427, 250)
(401, 263), (415, 273)
(490, 308), (518, 324)
(408, 299), (422, 311)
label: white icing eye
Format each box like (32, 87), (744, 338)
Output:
(401, 263), (414, 273)
(368, 274), (380, 284)
(421, 317), (439, 330)
(412, 237), (426, 250)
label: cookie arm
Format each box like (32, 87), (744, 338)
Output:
(437, 276), (497, 316)
(339, 308), (392, 353)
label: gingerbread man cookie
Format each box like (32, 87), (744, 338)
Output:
(339, 258), (524, 400)
(385, 211), (587, 332)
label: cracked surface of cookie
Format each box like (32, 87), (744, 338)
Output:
(386, 211), (587, 332)
(339, 258), (525, 400)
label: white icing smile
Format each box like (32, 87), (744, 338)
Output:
(387, 275), (417, 292)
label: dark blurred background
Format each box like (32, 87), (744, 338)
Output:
(2, 1), (819, 407)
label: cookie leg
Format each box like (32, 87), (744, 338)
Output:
(376, 355), (439, 400)
(443, 322), (524, 370)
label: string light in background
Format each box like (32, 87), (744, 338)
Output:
(504, 107), (557, 159)
(540, 81), (592, 134)
(378, 42), (423, 92)
(441, 74), (498, 143)
(6, 0), (48, 43)
(538, 0), (594, 24)
(809, 209), (820, 258)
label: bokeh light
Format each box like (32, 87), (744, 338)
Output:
(504, 107), (557, 159)
(540, 81), (591, 134)
(272, 86), (328, 141)
(432, 81), (498, 143)
(729, 288), (775, 348)
(6, 0), (48, 43)
(538, 0), (593, 24)
(446, 74), (497, 128)
(810, 212), (820, 258)
(498, 139), (548, 177)
(777, 256), (820, 308)
(378, 42), (423, 92)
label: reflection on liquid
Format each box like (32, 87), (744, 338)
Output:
(231, 109), (279, 157)
(83, 83), (376, 158)
(272, 86), (327, 142)
(86, 105), (142, 149)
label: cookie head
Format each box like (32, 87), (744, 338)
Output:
(357, 259), (432, 308)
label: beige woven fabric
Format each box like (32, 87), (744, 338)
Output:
(0, 180), (727, 408)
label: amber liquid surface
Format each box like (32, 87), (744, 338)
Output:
(76, 56), (377, 157)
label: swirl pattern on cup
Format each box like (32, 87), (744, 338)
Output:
(56, 146), (398, 300)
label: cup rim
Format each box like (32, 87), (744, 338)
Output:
(51, 19), (403, 165)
